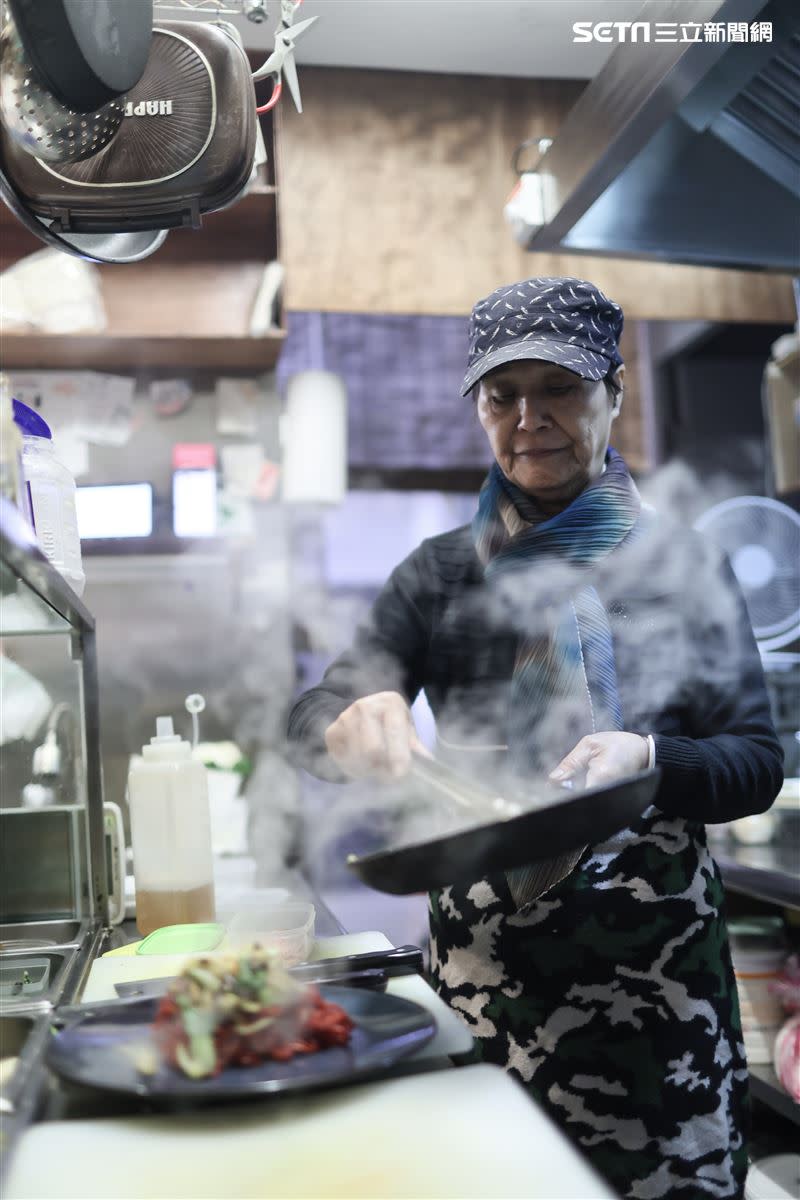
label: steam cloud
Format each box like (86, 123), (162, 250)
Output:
(284, 458), (754, 867)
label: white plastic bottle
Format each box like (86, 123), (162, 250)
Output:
(0, 374), (26, 515)
(13, 398), (85, 596)
(127, 716), (216, 936)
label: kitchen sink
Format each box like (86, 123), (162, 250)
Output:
(0, 1013), (35, 1061)
(0, 1012), (39, 1114)
(0, 919), (84, 954)
(0, 1009), (55, 1158)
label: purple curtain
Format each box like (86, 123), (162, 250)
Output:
(277, 312), (492, 470)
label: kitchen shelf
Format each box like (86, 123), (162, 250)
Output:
(0, 110), (284, 372)
(715, 842), (800, 912)
(0, 331), (285, 371)
(0, 257), (285, 370)
(749, 1064), (800, 1127)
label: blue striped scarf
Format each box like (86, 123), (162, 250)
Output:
(472, 448), (642, 905)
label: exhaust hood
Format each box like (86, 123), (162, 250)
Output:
(516, 0), (799, 271)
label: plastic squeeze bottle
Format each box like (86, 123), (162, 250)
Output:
(12, 398), (85, 596)
(128, 716), (216, 936)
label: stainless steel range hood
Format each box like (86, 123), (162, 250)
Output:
(517, 0), (799, 271)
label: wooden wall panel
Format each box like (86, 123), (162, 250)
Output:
(279, 68), (795, 324)
(614, 323), (648, 474)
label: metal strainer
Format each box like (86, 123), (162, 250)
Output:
(0, 22), (124, 165)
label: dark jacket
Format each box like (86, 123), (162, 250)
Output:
(288, 521), (783, 821)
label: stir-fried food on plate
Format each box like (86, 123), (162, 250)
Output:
(153, 947), (353, 1079)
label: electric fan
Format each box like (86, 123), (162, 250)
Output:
(694, 495), (800, 653)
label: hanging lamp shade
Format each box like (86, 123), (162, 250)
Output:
(281, 370), (348, 504)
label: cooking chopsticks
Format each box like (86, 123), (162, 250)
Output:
(409, 750), (522, 820)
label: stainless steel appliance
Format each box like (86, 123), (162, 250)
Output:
(511, 0), (799, 271)
(0, 496), (108, 1175)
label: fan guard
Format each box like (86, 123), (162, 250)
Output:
(695, 496), (800, 650)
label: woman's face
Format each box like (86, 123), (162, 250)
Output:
(476, 359), (623, 512)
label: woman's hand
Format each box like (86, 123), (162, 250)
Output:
(549, 731), (649, 789)
(324, 691), (427, 780)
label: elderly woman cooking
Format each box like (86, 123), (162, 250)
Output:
(287, 277), (783, 1200)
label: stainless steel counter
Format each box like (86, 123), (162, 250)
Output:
(714, 839), (800, 911)
(2, 916), (616, 1200)
(713, 834), (800, 1132)
(1, 871), (347, 1150)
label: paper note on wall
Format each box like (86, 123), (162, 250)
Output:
(220, 443), (279, 501)
(149, 378), (192, 418)
(10, 371), (135, 446)
(216, 378), (259, 436)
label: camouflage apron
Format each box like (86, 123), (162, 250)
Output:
(429, 810), (749, 1200)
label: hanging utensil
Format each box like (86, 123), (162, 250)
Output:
(0, 25), (125, 165)
(0, 0), (153, 165)
(251, 0), (318, 113)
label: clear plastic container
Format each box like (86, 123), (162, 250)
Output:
(214, 885), (289, 924)
(13, 399), (85, 596)
(224, 898), (315, 965)
(0, 375), (27, 517)
(0, 958), (50, 999)
(745, 1154), (800, 1200)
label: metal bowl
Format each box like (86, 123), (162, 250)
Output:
(0, 152), (170, 263)
(0, 22), (124, 165)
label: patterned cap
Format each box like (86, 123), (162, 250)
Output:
(461, 276), (624, 396)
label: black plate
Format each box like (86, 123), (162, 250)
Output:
(349, 768), (660, 895)
(46, 986), (436, 1103)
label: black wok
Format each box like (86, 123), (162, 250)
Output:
(347, 761), (661, 896)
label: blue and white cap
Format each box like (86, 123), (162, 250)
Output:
(461, 276), (624, 396)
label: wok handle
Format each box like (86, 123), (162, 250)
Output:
(290, 944), (424, 982)
(109, 946), (426, 1000)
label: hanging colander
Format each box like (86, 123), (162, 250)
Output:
(0, 22), (125, 165)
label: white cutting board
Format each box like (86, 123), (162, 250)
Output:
(80, 931), (473, 1060)
(5, 1063), (616, 1200)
